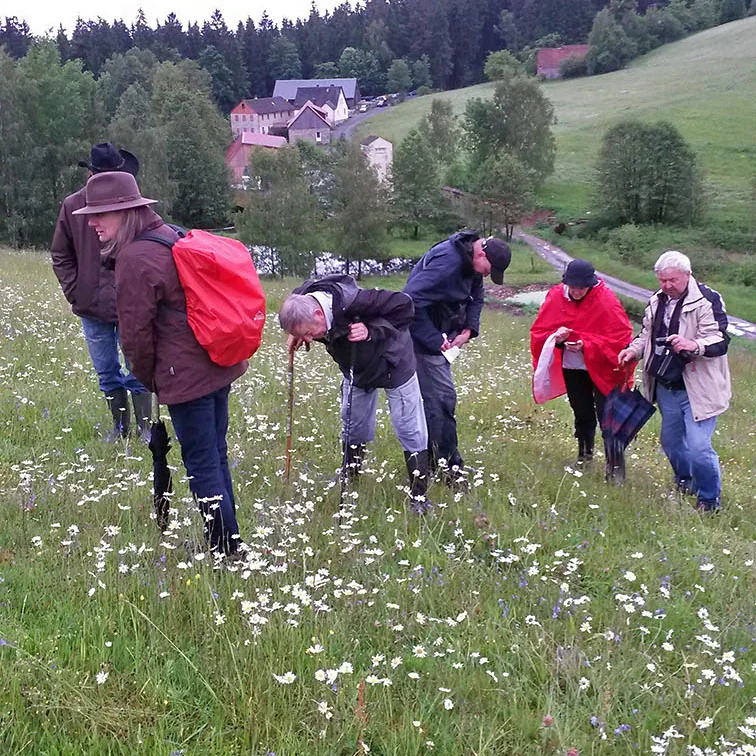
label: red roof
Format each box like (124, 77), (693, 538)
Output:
(536, 45), (589, 71)
(225, 133), (287, 163)
(231, 97), (293, 115)
(240, 132), (287, 148)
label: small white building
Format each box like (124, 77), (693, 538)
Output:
(360, 135), (393, 183)
(293, 86), (349, 126)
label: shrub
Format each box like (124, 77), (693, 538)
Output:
(559, 55), (588, 78)
(595, 120), (705, 226)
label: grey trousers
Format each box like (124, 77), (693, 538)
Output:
(340, 373), (428, 453)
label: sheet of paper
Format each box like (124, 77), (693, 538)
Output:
(442, 346), (461, 364)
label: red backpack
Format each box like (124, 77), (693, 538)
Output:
(143, 228), (266, 366)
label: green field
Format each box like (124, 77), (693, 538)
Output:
(2, 250), (755, 754)
(355, 17), (756, 230)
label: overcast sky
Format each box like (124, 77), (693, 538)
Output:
(7, 1), (345, 36)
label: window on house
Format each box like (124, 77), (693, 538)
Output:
(316, 131), (322, 143)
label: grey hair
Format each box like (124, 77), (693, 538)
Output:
(654, 250), (692, 274)
(278, 293), (320, 333)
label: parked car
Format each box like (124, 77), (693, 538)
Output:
(376, 96), (388, 107)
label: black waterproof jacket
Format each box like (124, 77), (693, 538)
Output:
(402, 230), (485, 355)
(294, 275), (416, 389)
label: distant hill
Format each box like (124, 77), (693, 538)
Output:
(355, 17), (756, 229)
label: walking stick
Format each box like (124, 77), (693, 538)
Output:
(284, 348), (295, 483)
(339, 337), (358, 514)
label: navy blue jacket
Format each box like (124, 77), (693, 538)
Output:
(294, 275), (416, 389)
(402, 231), (484, 355)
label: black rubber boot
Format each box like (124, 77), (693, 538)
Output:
(106, 387), (130, 439)
(577, 435), (594, 463)
(131, 392), (153, 439)
(343, 443), (365, 482)
(405, 450), (431, 514)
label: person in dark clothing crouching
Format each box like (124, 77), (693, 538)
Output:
(279, 275), (431, 513)
(403, 230), (511, 486)
(73, 171), (246, 555)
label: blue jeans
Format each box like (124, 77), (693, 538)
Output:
(341, 374), (428, 453)
(168, 386), (240, 554)
(414, 351), (463, 469)
(80, 316), (146, 394)
(656, 384), (721, 505)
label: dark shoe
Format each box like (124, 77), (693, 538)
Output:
(676, 478), (695, 496)
(105, 387), (130, 438)
(405, 450), (432, 514)
(131, 391), (153, 439)
(696, 497), (720, 513)
(343, 443), (365, 482)
(438, 466), (470, 492)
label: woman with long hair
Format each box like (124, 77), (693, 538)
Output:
(74, 171), (246, 554)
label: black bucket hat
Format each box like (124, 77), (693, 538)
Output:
(78, 142), (139, 176)
(563, 259), (598, 288)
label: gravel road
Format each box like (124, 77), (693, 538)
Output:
(514, 229), (756, 340)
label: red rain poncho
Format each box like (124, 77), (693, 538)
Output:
(530, 280), (633, 403)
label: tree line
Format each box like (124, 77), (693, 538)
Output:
(5, 0), (750, 116)
(0, 43), (230, 247)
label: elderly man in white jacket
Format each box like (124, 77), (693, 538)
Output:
(619, 250), (731, 511)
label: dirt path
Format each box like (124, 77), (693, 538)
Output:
(514, 229), (756, 340)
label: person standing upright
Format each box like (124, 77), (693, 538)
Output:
(73, 171), (247, 554)
(618, 251), (731, 511)
(530, 259), (633, 480)
(51, 143), (152, 438)
(403, 230), (510, 486)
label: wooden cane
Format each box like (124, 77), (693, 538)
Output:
(284, 348), (294, 483)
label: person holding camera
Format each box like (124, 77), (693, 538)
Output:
(618, 251), (731, 511)
(530, 259), (633, 479)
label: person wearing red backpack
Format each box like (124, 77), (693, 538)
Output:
(73, 171), (246, 555)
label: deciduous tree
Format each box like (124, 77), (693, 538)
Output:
(595, 120), (705, 226)
(237, 146), (321, 277)
(464, 75), (556, 185)
(328, 140), (390, 278)
(392, 128), (444, 238)
(471, 154), (534, 240)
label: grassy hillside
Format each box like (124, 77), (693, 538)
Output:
(355, 17), (756, 229)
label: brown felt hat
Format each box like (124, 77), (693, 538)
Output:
(72, 171), (157, 215)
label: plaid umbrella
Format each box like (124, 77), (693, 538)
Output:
(601, 385), (656, 449)
(148, 400), (173, 532)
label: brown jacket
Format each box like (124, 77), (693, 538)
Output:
(115, 215), (247, 405)
(51, 187), (117, 322)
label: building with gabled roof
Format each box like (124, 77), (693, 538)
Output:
(536, 45), (589, 79)
(360, 135), (393, 183)
(274, 78), (361, 108)
(293, 85), (349, 125)
(287, 103), (332, 146)
(230, 97), (296, 137)
(226, 131), (288, 186)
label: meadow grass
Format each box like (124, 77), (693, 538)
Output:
(355, 17), (756, 232)
(1, 249), (755, 755)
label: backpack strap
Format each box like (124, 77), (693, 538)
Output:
(138, 223), (185, 248)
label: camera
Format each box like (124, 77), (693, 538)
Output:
(655, 337), (669, 346)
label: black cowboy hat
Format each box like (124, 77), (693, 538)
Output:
(78, 142), (139, 176)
